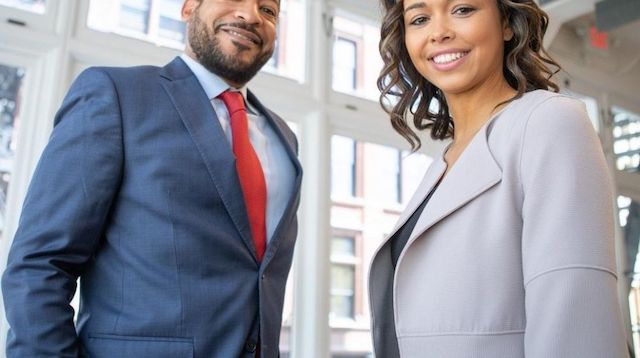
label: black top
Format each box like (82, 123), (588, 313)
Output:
(379, 181), (440, 357)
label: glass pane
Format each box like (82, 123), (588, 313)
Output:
(158, 16), (185, 42)
(0, 63), (25, 239)
(0, 0), (45, 13)
(261, 0), (306, 82)
(332, 236), (355, 257)
(331, 14), (382, 100)
(279, 120), (298, 358)
(366, 144), (401, 205)
(330, 264), (355, 319)
(88, 0), (185, 48)
(332, 38), (357, 92)
(625, 198), (640, 353)
(330, 293), (354, 319)
(119, 2), (150, 33)
(331, 135), (356, 199)
(330, 136), (432, 356)
(402, 151), (434, 205)
(612, 106), (640, 172)
(612, 106), (640, 353)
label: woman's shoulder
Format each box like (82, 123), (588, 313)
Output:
(497, 89), (593, 140)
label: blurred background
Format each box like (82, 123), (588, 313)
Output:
(0, 0), (638, 357)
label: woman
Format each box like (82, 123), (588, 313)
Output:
(369, 0), (630, 357)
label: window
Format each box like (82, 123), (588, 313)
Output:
(87, 0), (306, 81)
(261, 0), (306, 82)
(611, 106), (640, 353)
(365, 144), (401, 205)
(330, 235), (358, 321)
(612, 106), (640, 172)
(88, 0), (185, 48)
(331, 14), (382, 100)
(330, 263), (356, 318)
(402, 151), (434, 206)
(330, 263), (355, 319)
(624, 195), (640, 353)
(0, 64), (25, 240)
(331, 135), (357, 199)
(278, 121), (299, 357)
(332, 37), (357, 92)
(329, 136), (431, 356)
(0, 0), (45, 13)
(156, 0), (185, 42)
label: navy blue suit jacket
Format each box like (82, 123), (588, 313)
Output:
(1, 57), (302, 358)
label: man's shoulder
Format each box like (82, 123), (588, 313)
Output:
(81, 64), (163, 81)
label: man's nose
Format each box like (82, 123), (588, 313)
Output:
(232, 1), (263, 25)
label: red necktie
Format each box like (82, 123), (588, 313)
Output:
(219, 91), (267, 262)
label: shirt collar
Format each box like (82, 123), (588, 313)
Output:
(180, 53), (250, 102)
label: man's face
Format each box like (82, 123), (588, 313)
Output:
(182, 0), (279, 87)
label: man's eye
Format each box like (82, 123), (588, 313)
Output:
(261, 6), (277, 17)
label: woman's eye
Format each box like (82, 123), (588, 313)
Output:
(453, 6), (475, 16)
(410, 16), (429, 26)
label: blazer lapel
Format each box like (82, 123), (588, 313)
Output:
(246, 91), (303, 267)
(159, 57), (257, 262)
(406, 123), (503, 247)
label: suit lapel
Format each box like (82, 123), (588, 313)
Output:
(159, 57), (257, 262)
(406, 123), (502, 247)
(246, 91), (303, 268)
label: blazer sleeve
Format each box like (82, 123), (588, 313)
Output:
(1, 68), (123, 358)
(519, 95), (629, 357)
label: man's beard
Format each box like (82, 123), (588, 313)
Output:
(188, 14), (273, 86)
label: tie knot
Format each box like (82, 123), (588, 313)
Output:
(219, 90), (246, 115)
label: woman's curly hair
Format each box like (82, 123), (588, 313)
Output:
(378, 0), (561, 150)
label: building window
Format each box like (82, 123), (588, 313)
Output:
(87, 0), (306, 81)
(332, 37), (358, 92)
(118, 0), (150, 34)
(331, 135), (357, 199)
(330, 235), (357, 320)
(610, 106), (640, 353)
(0, 0), (45, 13)
(329, 136), (432, 356)
(401, 151), (433, 205)
(331, 14), (382, 100)
(613, 106), (640, 172)
(156, 0), (186, 42)
(365, 144), (402, 205)
(88, 0), (186, 48)
(0, 64), (25, 240)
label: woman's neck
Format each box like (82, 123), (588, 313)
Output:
(445, 78), (517, 146)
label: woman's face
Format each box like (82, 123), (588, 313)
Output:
(403, 0), (513, 96)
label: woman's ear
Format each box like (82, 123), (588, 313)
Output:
(503, 19), (514, 41)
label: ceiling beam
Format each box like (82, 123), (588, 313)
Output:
(541, 0), (598, 47)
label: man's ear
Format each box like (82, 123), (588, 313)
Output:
(181, 0), (199, 22)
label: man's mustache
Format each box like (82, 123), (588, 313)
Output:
(214, 22), (264, 46)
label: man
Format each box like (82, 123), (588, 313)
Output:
(1, 0), (301, 357)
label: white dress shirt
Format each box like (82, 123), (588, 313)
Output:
(180, 54), (295, 242)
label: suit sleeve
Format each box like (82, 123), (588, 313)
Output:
(1, 68), (123, 357)
(519, 96), (629, 357)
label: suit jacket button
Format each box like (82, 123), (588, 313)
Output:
(245, 339), (257, 353)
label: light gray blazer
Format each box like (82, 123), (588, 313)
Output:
(369, 90), (629, 358)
